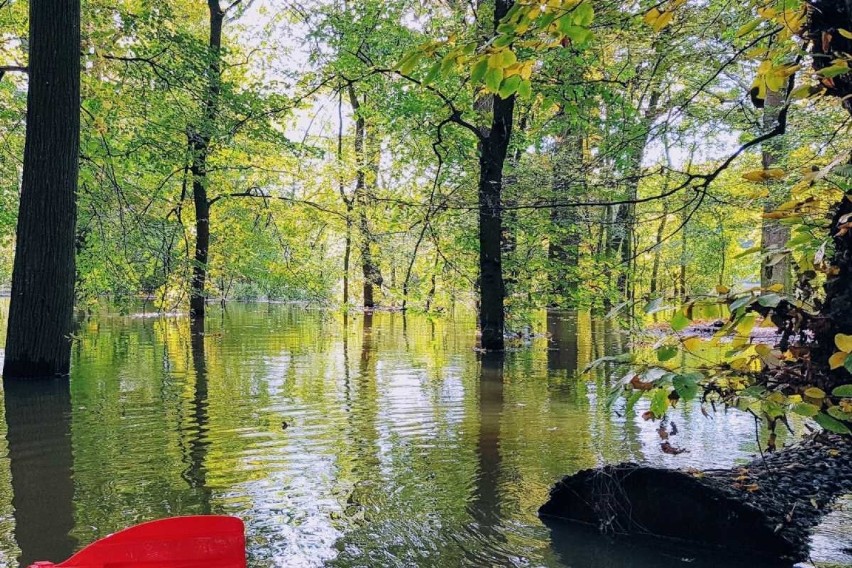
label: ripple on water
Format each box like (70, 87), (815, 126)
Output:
(0, 303), (847, 567)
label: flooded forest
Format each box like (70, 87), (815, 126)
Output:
(1, 0), (852, 566)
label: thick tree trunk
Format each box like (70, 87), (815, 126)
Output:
(807, 0), (852, 368)
(3, 0), (81, 378)
(477, 0), (515, 351)
(188, 0), (224, 319)
(760, 88), (791, 291)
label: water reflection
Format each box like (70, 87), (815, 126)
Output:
(185, 319), (212, 514)
(3, 379), (75, 566)
(0, 304), (847, 567)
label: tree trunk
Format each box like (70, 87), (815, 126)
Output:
(549, 134), (583, 303)
(188, 0), (224, 319)
(607, 92), (660, 304)
(3, 0), (81, 378)
(760, 88), (790, 291)
(338, 91), (352, 307)
(477, 0), (515, 351)
(347, 85), (383, 309)
(649, 200), (668, 296)
(806, 0), (852, 367)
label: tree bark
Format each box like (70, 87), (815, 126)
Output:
(760, 88), (790, 291)
(477, 0), (515, 351)
(806, 0), (852, 368)
(3, 0), (81, 378)
(188, 0), (224, 319)
(607, 91), (660, 305)
(347, 85), (383, 309)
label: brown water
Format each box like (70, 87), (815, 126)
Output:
(0, 302), (848, 567)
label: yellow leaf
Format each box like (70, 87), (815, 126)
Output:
(829, 350), (848, 369)
(767, 283), (784, 292)
(766, 72), (785, 92)
(757, 6), (776, 19)
(742, 168), (785, 182)
(652, 10), (673, 32)
(683, 336), (702, 351)
(835, 334), (852, 352)
(716, 285), (730, 294)
(790, 84), (814, 100)
(839, 28), (852, 40)
(736, 18), (761, 37)
(643, 7), (661, 25)
(805, 387), (827, 399)
(757, 60), (772, 75)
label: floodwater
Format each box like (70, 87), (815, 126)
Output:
(0, 302), (849, 568)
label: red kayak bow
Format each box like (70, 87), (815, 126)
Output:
(28, 515), (246, 568)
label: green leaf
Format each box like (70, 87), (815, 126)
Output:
(757, 293), (781, 307)
(625, 389), (643, 413)
(563, 25), (593, 45)
(650, 388), (669, 418)
(673, 373), (699, 401)
(729, 295), (754, 311)
(423, 61), (442, 84)
(814, 412), (852, 434)
(517, 79), (532, 99)
(792, 402), (820, 417)
(670, 311), (691, 332)
(845, 354), (852, 375)
(471, 58), (489, 84)
(498, 75), (521, 98)
(440, 54), (457, 75)
(484, 67), (503, 92)
(657, 345), (678, 362)
(832, 384), (852, 397)
(493, 34), (514, 48)
(827, 406), (852, 421)
(573, 2), (594, 26)
(398, 52), (422, 75)
(499, 49), (517, 67)
(818, 64), (850, 78)
(741, 385), (766, 397)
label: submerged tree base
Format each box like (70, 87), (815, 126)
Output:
(539, 433), (852, 562)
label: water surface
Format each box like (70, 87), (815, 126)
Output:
(0, 303), (848, 567)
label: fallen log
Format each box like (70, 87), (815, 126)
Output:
(539, 433), (852, 562)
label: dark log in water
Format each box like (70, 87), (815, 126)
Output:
(539, 433), (852, 562)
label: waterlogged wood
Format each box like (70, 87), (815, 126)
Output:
(3, 0), (80, 378)
(539, 433), (852, 562)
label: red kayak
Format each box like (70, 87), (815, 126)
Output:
(28, 516), (246, 568)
